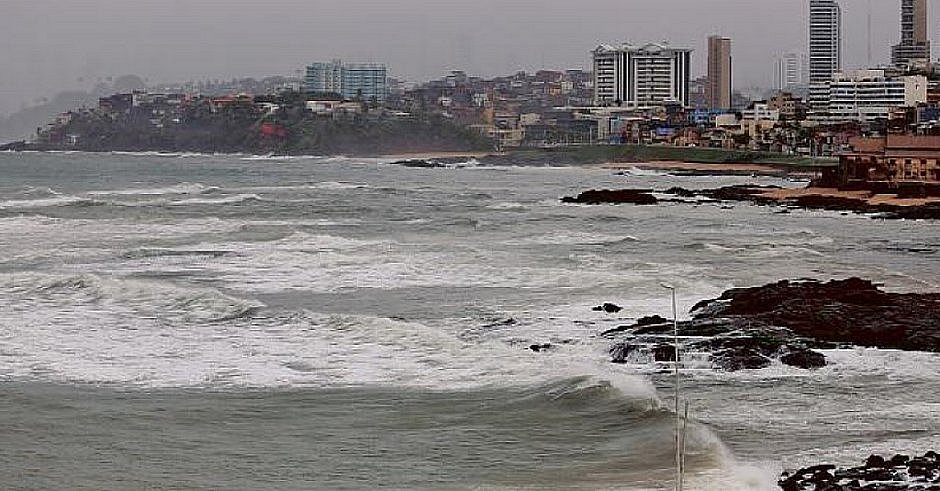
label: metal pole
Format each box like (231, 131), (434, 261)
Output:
(672, 287), (681, 491)
(661, 283), (682, 491)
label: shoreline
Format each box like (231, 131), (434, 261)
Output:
(757, 186), (940, 208)
(602, 160), (797, 176)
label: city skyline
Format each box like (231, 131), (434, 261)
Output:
(0, 0), (937, 117)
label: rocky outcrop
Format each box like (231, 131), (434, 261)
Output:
(561, 189), (658, 205)
(0, 140), (27, 151)
(779, 451), (940, 490)
(592, 302), (623, 313)
(603, 278), (940, 372)
(691, 278), (940, 352)
(389, 159), (448, 168)
(659, 186), (940, 220)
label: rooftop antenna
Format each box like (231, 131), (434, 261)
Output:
(867, 0), (873, 66)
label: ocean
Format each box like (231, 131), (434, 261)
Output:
(1, 151), (938, 490)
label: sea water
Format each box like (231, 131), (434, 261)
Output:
(0, 151), (938, 490)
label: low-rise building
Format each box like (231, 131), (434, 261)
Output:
(809, 69), (928, 123)
(839, 135), (940, 190)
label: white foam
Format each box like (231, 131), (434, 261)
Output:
(88, 182), (217, 196)
(161, 193), (263, 206)
(0, 271), (664, 393)
(0, 195), (100, 209)
(144, 231), (703, 294)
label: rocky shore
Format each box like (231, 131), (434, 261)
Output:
(559, 185), (940, 219)
(602, 278), (940, 372)
(779, 452), (940, 490)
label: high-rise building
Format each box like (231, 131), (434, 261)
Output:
(706, 35), (732, 110)
(305, 60), (388, 102)
(891, 0), (930, 68)
(592, 42), (692, 108)
(774, 53), (806, 90)
(809, 0), (842, 83)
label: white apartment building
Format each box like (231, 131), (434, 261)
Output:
(774, 53), (806, 90)
(808, 69), (928, 123)
(305, 60), (388, 102)
(592, 43), (692, 108)
(809, 0), (842, 83)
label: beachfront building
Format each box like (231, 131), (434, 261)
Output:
(592, 43), (692, 108)
(839, 135), (940, 189)
(808, 69), (928, 123)
(892, 0), (931, 69)
(305, 60), (388, 102)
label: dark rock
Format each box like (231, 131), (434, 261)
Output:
(889, 454), (911, 467)
(780, 348), (827, 369)
(652, 344), (677, 362)
(0, 140), (27, 152)
(609, 343), (638, 363)
(689, 278), (940, 352)
(658, 184), (940, 220)
(592, 302), (623, 313)
(711, 348), (771, 371)
(664, 186), (699, 198)
(783, 452), (940, 491)
(882, 204), (940, 220)
(391, 159), (446, 168)
(866, 455), (887, 468)
(529, 343), (552, 352)
(482, 318), (517, 329)
(561, 189), (658, 205)
(636, 314), (670, 326)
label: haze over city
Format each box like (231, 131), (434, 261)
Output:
(0, 0), (936, 117)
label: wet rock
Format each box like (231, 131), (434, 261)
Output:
(652, 344), (677, 362)
(482, 318), (517, 329)
(659, 185), (940, 220)
(390, 159), (446, 168)
(781, 451), (940, 490)
(890, 454), (911, 467)
(561, 189), (658, 205)
(663, 186), (699, 198)
(636, 314), (670, 326)
(711, 347), (771, 371)
(606, 278), (937, 373)
(866, 455), (887, 468)
(780, 348), (827, 369)
(609, 342), (638, 364)
(690, 278), (940, 352)
(592, 302), (623, 313)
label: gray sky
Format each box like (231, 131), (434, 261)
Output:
(0, 0), (933, 116)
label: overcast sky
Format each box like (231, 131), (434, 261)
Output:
(0, 0), (934, 116)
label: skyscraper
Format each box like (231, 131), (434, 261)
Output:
(706, 35), (732, 110)
(592, 43), (692, 108)
(774, 53), (806, 90)
(808, 0), (841, 83)
(891, 0), (930, 69)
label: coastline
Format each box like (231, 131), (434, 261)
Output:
(602, 160), (793, 176)
(756, 186), (940, 208)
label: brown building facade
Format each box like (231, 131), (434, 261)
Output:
(706, 35), (732, 110)
(840, 135), (940, 192)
